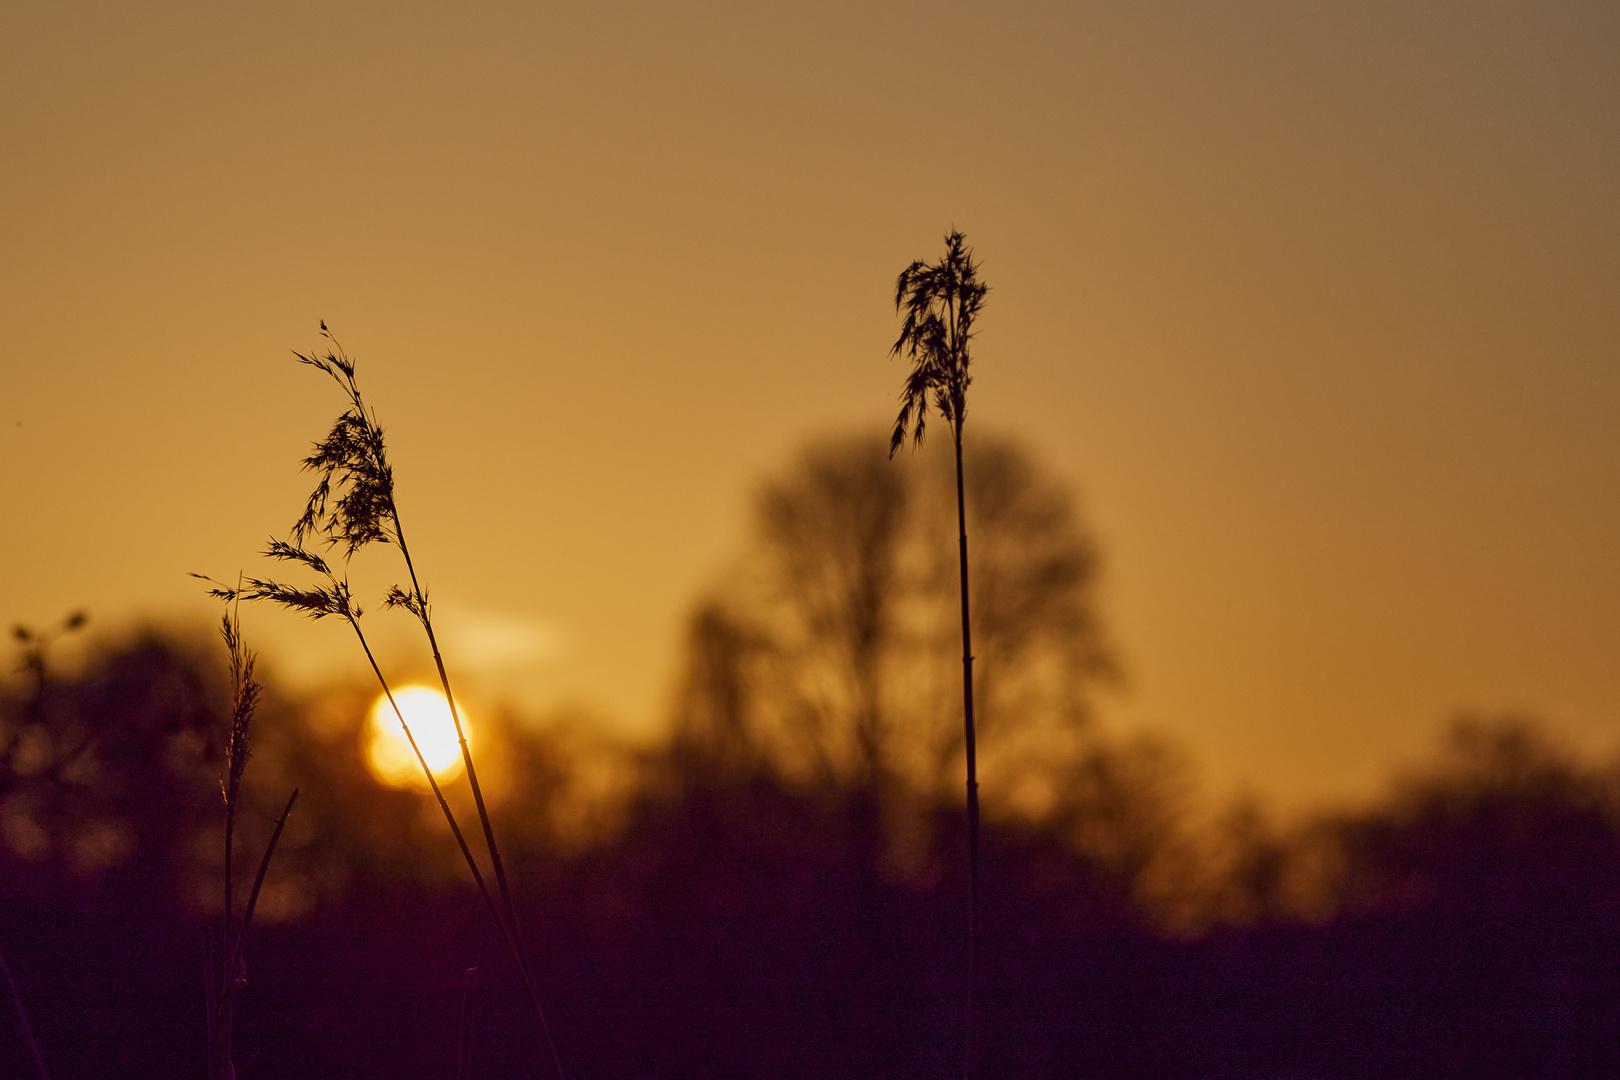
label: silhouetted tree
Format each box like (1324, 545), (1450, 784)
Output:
(1044, 734), (1200, 927)
(1321, 716), (1620, 921)
(0, 625), (223, 892)
(674, 433), (1115, 841)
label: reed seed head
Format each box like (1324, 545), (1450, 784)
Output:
(889, 230), (988, 457)
(383, 585), (427, 622)
(291, 327), (397, 558)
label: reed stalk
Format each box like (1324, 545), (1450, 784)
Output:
(888, 230), (989, 1080)
(223, 326), (562, 1079)
(197, 592), (298, 1080)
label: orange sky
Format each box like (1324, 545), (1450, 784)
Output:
(3, 0), (1616, 811)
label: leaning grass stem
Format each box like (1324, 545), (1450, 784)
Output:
(349, 615), (564, 1080)
(273, 331), (563, 1079)
(233, 788), (299, 976)
(210, 789), (297, 1080)
(219, 799), (236, 1080)
(386, 475), (561, 1079)
(348, 618), (513, 959)
(391, 517), (530, 978)
(416, 610), (565, 1080)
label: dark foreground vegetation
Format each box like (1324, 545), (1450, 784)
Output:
(4, 436), (1617, 1078)
(6, 636), (1619, 1077)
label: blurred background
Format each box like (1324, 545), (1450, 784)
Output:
(2, 0), (1617, 1075)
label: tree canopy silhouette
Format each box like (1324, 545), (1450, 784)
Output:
(673, 432), (1116, 852)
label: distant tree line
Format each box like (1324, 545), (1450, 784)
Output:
(2, 433), (1618, 1078)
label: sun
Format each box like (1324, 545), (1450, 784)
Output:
(367, 686), (469, 789)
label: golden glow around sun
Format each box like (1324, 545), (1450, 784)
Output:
(367, 686), (469, 789)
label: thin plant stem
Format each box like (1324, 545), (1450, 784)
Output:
(349, 615), (565, 1080)
(954, 423), (980, 1080)
(347, 618), (514, 962)
(272, 333), (564, 1079)
(1, 946), (46, 1080)
(220, 795), (236, 1080)
(214, 588), (260, 1080)
(388, 505), (563, 1080)
(888, 231), (988, 1080)
(944, 283), (981, 1080)
(211, 790), (297, 1074)
(223, 787), (235, 980)
(233, 788), (300, 975)
(391, 514), (529, 978)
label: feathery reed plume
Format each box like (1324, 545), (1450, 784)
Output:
(230, 325), (562, 1079)
(192, 586), (298, 1080)
(889, 229), (989, 1079)
(206, 558), (519, 981)
(220, 596), (258, 961)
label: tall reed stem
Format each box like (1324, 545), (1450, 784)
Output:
(888, 230), (989, 1079)
(351, 599), (563, 1080)
(391, 514), (530, 982)
(268, 331), (565, 1079)
(954, 425), (980, 1079)
(348, 621), (518, 969)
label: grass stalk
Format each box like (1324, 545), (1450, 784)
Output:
(1, 946), (46, 1080)
(393, 582), (563, 1080)
(225, 549), (562, 1077)
(197, 593), (298, 1080)
(888, 230), (989, 1079)
(348, 615), (521, 974)
(231, 326), (564, 1079)
(235, 788), (300, 974)
(953, 426), (980, 1076)
(390, 516), (532, 998)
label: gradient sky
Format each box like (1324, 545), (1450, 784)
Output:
(3, 0), (1616, 811)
